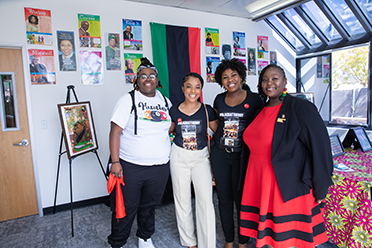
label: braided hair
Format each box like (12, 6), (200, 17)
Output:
(133, 57), (163, 90)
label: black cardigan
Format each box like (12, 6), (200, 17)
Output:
(240, 94), (334, 202)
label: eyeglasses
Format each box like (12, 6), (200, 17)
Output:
(138, 74), (157, 80)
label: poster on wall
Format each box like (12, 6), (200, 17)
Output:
(78, 13), (101, 48)
(105, 33), (121, 70)
(124, 53), (143, 84)
(57, 31), (76, 71)
(206, 56), (220, 83)
(80, 51), (103, 85)
(257, 35), (268, 51)
(28, 49), (56, 85)
(233, 31), (246, 57)
(247, 48), (256, 76)
(324, 64), (330, 78)
(258, 60), (269, 76)
(57, 101), (98, 159)
(222, 44), (231, 60)
(317, 56), (322, 78)
(123, 19), (143, 51)
(205, 28), (219, 55)
(24, 7), (53, 45)
(270, 51), (277, 65)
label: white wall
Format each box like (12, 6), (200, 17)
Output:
(0, 0), (296, 210)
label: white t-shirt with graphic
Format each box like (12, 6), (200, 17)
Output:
(111, 90), (172, 165)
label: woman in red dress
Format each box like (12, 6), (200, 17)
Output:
(240, 64), (333, 248)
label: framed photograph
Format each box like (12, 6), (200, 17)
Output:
(58, 101), (98, 159)
(289, 92), (314, 104)
(329, 134), (345, 157)
(342, 127), (372, 152)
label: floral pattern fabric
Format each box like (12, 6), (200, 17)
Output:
(325, 148), (372, 247)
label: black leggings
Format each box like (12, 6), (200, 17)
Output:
(210, 145), (249, 244)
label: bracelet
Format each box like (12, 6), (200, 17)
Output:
(111, 161), (120, 164)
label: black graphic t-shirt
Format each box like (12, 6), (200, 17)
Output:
(170, 104), (217, 150)
(213, 89), (264, 150)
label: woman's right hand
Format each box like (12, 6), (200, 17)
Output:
(110, 162), (123, 178)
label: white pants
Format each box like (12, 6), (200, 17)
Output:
(170, 144), (216, 248)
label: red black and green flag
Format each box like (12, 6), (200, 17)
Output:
(150, 23), (200, 106)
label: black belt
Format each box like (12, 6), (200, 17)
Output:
(216, 142), (242, 153)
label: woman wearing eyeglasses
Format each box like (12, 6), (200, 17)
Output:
(108, 57), (172, 248)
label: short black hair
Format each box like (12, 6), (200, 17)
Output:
(214, 58), (247, 86)
(182, 72), (204, 89)
(28, 14), (39, 25)
(257, 64), (286, 101)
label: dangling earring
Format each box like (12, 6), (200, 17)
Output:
(279, 87), (287, 101)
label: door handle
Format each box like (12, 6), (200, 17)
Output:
(13, 139), (29, 147)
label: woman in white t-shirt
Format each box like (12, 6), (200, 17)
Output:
(108, 58), (172, 248)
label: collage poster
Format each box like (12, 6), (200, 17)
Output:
(78, 13), (101, 48)
(28, 49), (56, 85)
(123, 19), (143, 51)
(233, 31), (246, 57)
(24, 7), (53, 46)
(105, 33), (121, 70)
(247, 48), (256, 76)
(258, 60), (269, 76)
(124, 53), (143, 84)
(270, 51), (277, 65)
(257, 35), (268, 59)
(206, 56), (220, 83)
(205, 28), (220, 55)
(80, 51), (103, 85)
(57, 31), (76, 71)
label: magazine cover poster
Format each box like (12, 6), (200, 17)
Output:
(57, 31), (76, 71)
(124, 53), (143, 84)
(105, 33), (121, 70)
(247, 48), (256, 76)
(205, 28), (220, 55)
(258, 60), (269, 76)
(28, 49), (56, 85)
(233, 31), (246, 57)
(257, 35), (268, 52)
(24, 7), (53, 45)
(270, 51), (277, 65)
(206, 56), (220, 83)
(123, 19), (143, 51)
(323, 64), (330, 78)
(78, 13), (101, 48)
(80, 51), (103, 85)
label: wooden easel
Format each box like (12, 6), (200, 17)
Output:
(53, 85), (107, 237)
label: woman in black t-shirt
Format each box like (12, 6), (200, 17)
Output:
(169, 72), (218, 248)
(211, 58), (264, 248)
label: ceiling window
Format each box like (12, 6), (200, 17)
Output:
(323, 0), (365, 36)
(266, 15), (305, 50)
(283, 8), (322, 45)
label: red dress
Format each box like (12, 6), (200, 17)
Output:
(240, 104), (328, 248)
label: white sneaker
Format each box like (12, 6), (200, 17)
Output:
(138, 237), (155, 248)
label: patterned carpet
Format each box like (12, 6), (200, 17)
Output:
(0, 192), (338, 248)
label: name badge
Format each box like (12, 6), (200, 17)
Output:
(277, 114), (286, 123)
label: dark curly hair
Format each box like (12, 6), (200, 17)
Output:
(214, 58), (247, 87)
(28, 14), (39, 25)
(133, 57), (163, 90)
(257, 64), (286, 102)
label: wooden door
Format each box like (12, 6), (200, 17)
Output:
(0, 48), (38, 221)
